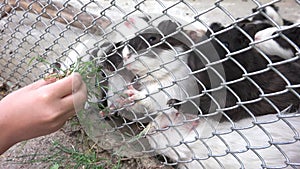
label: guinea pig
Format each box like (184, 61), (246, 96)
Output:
(205, 21), (272, 52)
(146, 99), (300, 169)
(254, 26), (300, 59)
(93, 20), (201, 122)
(252, 4), (293, 26)
(197, 22), (300, 121)
(91, 41), (140, 120)
(207, 20), (272, 39)
(118, 29), (200, 121)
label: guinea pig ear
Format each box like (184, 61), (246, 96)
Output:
(91, 48), (99, 58)
(104, 53), (123, 71)
(206, 22), (224, 36)
(138, 15), (151, 22)
(270, 4), (279, 11)
(210, 22), (224, 32)
(91, 42), (114, 58)
(244, 23), (272, 38)
(99, 42), (124, 71)
(242, 24), (257, 38)
(167, 99), (181, 110)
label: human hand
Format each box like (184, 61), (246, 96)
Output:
(0, 73), (87, 154)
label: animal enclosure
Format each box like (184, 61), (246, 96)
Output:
(0, 0), (299, 168)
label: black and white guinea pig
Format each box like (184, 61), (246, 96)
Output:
(119, 29), (200, 120)
(146, 99), (300, 169)
(197, 22), (300, 121)
(94, 20), (183, 72)
(252, 4), (293, 26)
(206, 21), (272, 52)
(254, 26), (300, 59)
(91, 41), (142, 121)
(91, 20), (201, 122)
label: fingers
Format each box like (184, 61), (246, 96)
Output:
(73, 80), (88, 111)
(60, 78), (87, 114)
(45, 72), (83, 98)
(26, 77), (57, 90)
(35, 73), (87, 120)
(61, 83), (87, 130)
(45, 75), (87, 131)
(45, 79), (87, 127)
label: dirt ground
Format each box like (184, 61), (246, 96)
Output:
(0, 0), (299, 168)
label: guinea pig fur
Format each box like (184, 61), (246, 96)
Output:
(119, 31), (200, 121)
(196, 22), (300, 121)
(252, 5), (293, 26)
(91, 41), (149, 121)
(146, 100), (300, 169)
(93, 20), (204, 122)
(254, 26), (300, 59)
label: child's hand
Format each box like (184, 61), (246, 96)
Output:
(0, 73), (87, 154)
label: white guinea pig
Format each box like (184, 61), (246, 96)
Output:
(146, 99), (300, 169)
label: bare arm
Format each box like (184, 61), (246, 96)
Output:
(0, 73), (87, 154)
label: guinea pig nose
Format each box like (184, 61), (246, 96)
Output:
(254, 33), (262, 41)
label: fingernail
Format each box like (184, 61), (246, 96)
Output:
(72, 73), (83, 91)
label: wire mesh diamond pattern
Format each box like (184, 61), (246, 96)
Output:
(0, 0), (299, 168)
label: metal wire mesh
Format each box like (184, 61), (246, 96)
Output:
(0, 0), (299, 168)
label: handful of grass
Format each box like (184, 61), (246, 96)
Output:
(29, 56), (101, 81)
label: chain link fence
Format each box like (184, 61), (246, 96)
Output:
(1, 0), (300, 168)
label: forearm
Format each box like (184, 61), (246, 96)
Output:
(0, 131), (17, 155)
(0, 103), (20, 154)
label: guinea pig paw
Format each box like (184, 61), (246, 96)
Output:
(124, 85), (146, 101)
(116, 98), (131, 107)
(99, 105), (116, 117)
(99, 110), (108, 117)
